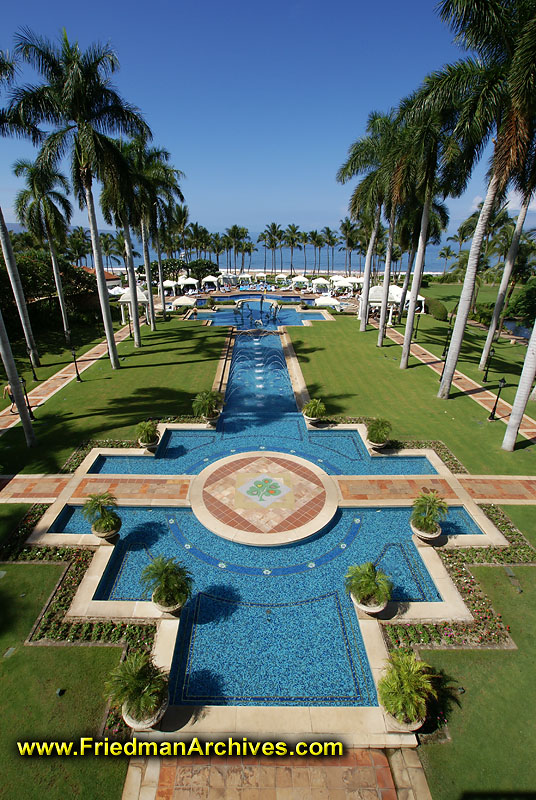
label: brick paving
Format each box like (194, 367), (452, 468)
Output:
(70, 476), (191, 502)
(382, 325), (536, 443)
(142, 749), (398, 800)
(0, 323), (132, 434)
(338, 477), (456, 503)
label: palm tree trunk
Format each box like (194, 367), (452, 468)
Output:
(377, 208), (396, 347)
(83, 183), (119, 369)
(359, 204), (382, 333)
(141, 221), (156, 331)
(502, 318), (536, 451)
(479, 197), (530, 369)
(0, 307), (36, 447)
(438, 173), (500, 398)
(122, 221), (141, 348)
(45, 221), (70, 346)
(400, 196), (431, 368)
(0, 206), (40, 367)
(155, 232), (166, 323)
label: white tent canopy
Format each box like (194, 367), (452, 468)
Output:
(368, 284), (424, 306)
(291, 275), (308, 285)
(314, 296), (340, 307)
(331, 278), (354, 288)
(163, 279), (180, 289)
(108, 285), (125, 296)
(312, 277), (329, 287)
(178, 276), (199, 287)
(201, 275), (220, 285)
(255, 271), (267, 278)
(172, 296), (196, 307)
(118, 287), (149, 304)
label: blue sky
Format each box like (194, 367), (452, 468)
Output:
(1, 0), (533, 236)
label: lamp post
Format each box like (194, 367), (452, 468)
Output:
(413, 312), (421, 342)
(483, 347), (495, 382)
(128, 314), (132, 338)
(19, 377), (35, 421)
(488, 377), (506, 421)
(71, 347), (82, 382)
(442, 325), (452, 359)
(26, 346), (38, 381)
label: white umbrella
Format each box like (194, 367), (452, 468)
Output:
(108, 285), (125, 296)
(118, 287), (149, 304)
(314, 296), (341, 307)
(172, 296), (196, 307)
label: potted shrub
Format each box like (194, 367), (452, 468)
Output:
(136, 420), (159, 452)
(410, 490), (448, 541)
(378, 650), (438, 732)
(344, 562), (392, 615)
(141, 555), (193, 614)
(105, 652), (168, 730)
(192, 389), (223, 423)
(82, 492), (121, 540)
(302, 398), (326, 425)
(366, 418), (392, 449)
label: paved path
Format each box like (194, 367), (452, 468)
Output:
(122, 748), (424, 800)
(0, 324), (133, 434)
(2, 472), (536, 506)
(381, 325), (536, 442)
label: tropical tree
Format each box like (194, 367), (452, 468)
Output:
(300, 230), (309, 273)
(308, 230), (324, 274)
(13, 158), (73, 345)
(502, 318), (536, 451)
(337, 112), (390, 331)
(68, 226), (92, 265)
(430, 0), (536, 398)
(12, 28), (151, 369)
(439, 244), (455, 274)
(339, 217), (357, 274)
(99, 232), (121, 271)
(284, 224), (301, 275)
(263, 223), (282, 273)
(0, 48), (36, 445)
(211, 233), (225, 268)
(322, 226), (338, 273)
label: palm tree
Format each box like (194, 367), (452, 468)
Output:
(308, 231), (324, 274)
(337, 112), (390, 331)
(13, 158), (73, 345)
(300, 231), (309, 273)
(99, 232), (121, 271)
(447, 220), (473, 256)
(172, 203), (189, 260)
(284, 224), (301, 275)
(439, 244), (455, 275)
(339, 217), (356, 275)
(431, 0), (536, 398)
(502, 318), (536, 451)
(211, 233), (225, 268)
(68, 226), (92, 265)
(0, 49), (36, 446)
(12, 28), (151, 369)
(263, 223), (282, 273)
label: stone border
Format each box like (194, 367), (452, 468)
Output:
(188, 450), (340, 546)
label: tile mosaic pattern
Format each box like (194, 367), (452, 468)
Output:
(201, 455), (326, 535)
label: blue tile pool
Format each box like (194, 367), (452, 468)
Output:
(54, 504), (479, 706)
(198, 300), (325, 330)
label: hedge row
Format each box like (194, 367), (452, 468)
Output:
(424, 295), (448, 321)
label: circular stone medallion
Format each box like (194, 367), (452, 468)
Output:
(189, 451), (339, 546)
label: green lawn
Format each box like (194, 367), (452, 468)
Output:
(499, 505), (536, 549)
(0, 563), (126, 800)
(0, 504), (30, 546)
(0, 315), (123, 412)
(289, 317), (535, 475)
(420, 562), (536, 800)
(422, 280), (521, 311)
(391, 313), (528, 408)
(0, 318), (226, 474)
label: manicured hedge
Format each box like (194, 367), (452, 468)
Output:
(424, 295), (448, 321)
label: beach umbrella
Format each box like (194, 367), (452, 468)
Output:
(172, 296), (196, 307)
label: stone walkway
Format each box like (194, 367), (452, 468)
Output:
(382, 325), (536, 442)
(1, 472), (536, 506)
(122, 748), (432, 800)
(0, 323), (133, 433)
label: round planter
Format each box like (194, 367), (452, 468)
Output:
(367, 439), (387, 450)
(350, 592), (387, 616)
(91, 519), (121, 540)
(410, 520), (441, 542)
(203, 412), (220, 426)
(303, 413), (319, 426)
(138, 437), (159, 453)
(122, 698), (169, 731)
(384, 710), (425, 733)
(151, 591), (185, 615)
